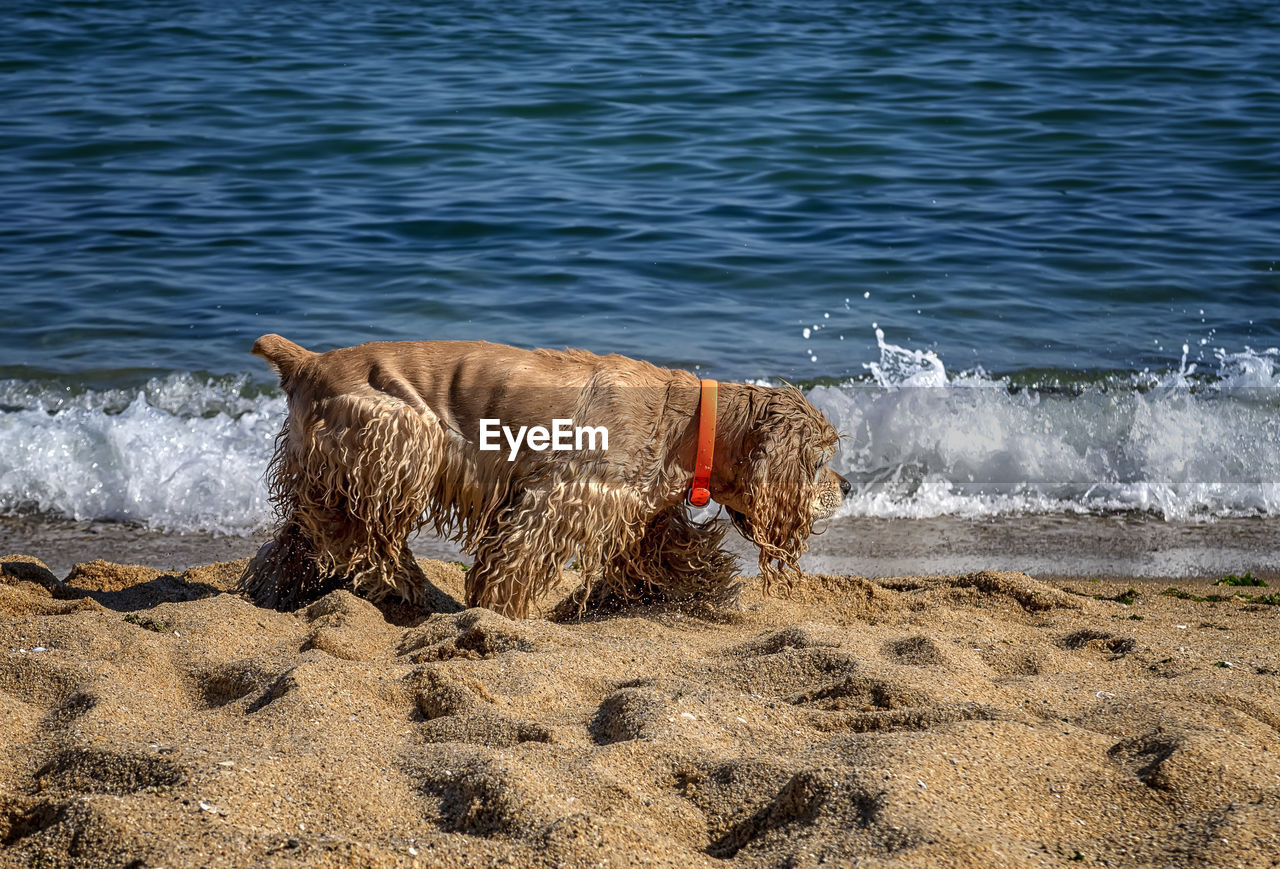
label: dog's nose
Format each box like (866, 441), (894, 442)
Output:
(839, 475), (852, 497)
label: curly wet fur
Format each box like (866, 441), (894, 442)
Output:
(240, 335), (848, 618)
(242, 402), (441, 608)
(716, 384), (844, 594)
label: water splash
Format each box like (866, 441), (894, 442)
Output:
(809, 331), (1280, 522)
(1214, 346), (1280, 388)
(0, 386), (280, 533)
(863, 328), (949, 388)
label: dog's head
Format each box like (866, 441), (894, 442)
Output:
(711, 385), (849, 580)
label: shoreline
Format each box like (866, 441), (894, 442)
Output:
(3, 512), (1276, 585)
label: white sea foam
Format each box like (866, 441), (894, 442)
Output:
(1, 339), (1278, 532)
(810, 331), (1280, 521)
(0, 375), (282, 534)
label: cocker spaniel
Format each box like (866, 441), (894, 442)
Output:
(241, 335), (849, 618)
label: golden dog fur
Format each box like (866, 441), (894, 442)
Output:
(241, 335), (849, 618)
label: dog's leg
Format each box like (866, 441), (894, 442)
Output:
(242, 511), (429, 610)
(466, 522), (568, 619)
(244, 399), (442, 610)
(349, 540), (430, 606)
(594, 506), (741, 609)
(464, 484), (592, 619)
(240, 518), (344, 610)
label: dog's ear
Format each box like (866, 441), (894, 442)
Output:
(738, 391), (823, 587)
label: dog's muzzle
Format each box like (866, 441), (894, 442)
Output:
(811, 467), (850, 520)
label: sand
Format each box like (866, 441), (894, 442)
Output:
(1, 551), (1278, 868)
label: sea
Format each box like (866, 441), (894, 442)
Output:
(2, 0), (1278, 578)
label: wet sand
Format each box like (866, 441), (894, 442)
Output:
(1, 533), (1278, 867)
(4, 514), (1279, 584)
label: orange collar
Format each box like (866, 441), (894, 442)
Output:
(688, 379), (718, 507)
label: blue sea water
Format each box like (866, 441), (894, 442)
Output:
(1, 0), (1278, 533)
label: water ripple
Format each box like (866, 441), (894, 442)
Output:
(0, 0), (1277, 383)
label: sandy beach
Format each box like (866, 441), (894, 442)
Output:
(2, 537), (1278, 867)
(5, 0), (1278, 864)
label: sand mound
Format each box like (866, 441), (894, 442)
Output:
(1, 556), (1278, 867)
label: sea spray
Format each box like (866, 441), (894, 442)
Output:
(809, 332), (1280, 521)
(0, 376), (279, 534)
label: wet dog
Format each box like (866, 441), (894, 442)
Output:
(242, 335), (849, 617)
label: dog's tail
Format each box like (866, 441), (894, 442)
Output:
(253, 334), (316, 383)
